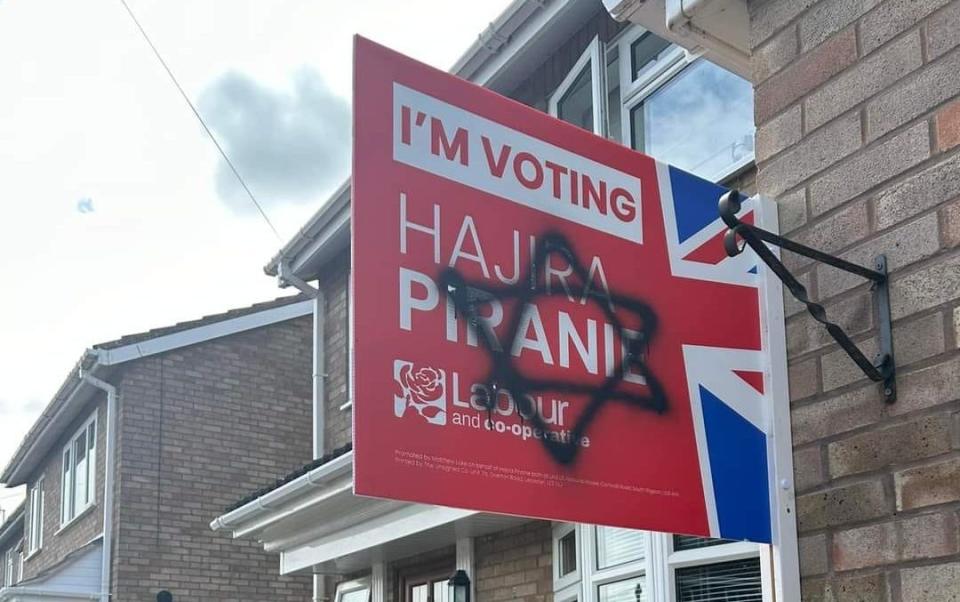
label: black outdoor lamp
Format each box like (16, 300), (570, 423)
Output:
(447, 569), (471, 602)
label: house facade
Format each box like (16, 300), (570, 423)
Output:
(213, 2), (783, 601)
(216, 0), (960, 600)
(0, 507), (24, 591)
(0, 296), (317, 601)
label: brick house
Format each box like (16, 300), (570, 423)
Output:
(214, 0), (960, 600)
(0, 506), (24, 590)
(0, 296), (317, 601)
(212, 1), (783, 601)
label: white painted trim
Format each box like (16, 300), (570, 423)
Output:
(281, 505), (478, 574)
(333, 577), (371, 602)
(95, 300), (313, 365)
(755, 194), (801, 602)
(455, 537), (475, 602)
(0, 588), (100, 601)
(548, 36), (606, 137)
(371, 563), (385, 602)
(210, 451), (353, 533)
(59, 413), (97, 529)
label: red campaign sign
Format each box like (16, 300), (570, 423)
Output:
(352, 36), (791, 543)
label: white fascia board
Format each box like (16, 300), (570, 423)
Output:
(280, 505), (478, 574)
(96, 300), (313, 365)
(0, 589), (100, 601)
(210, 451), (354, 533)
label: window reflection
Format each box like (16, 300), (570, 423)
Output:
(631, 59), (755, 179)
(557, 64), (594, 132)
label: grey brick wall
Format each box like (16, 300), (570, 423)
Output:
(748, 1), (960, 599)
(475, 522), (552, 602)
(111, 316), (314, 601)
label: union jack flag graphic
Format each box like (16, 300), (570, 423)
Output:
(658, 162), (775, 543)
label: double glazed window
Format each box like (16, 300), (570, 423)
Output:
(27, 478), (43, 555)
(548, 27), (755, 182)
(61, 414), (97, 526)
(334, 578), (371, 602)
(554, 525), (764, 602)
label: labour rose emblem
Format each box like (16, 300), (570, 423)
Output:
(394, 360), (447, 425)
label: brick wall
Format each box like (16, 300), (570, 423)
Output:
(113, 316), (314, 601)
(320, 248), (353, 454)
(475, 521), (552, 602)
(21, 397), (106, 580)
(748, 1), (960, 600)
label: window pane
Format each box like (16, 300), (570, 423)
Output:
(432, 580), (450, 602)
(340, 588), (370, 602)
(596, 527), (645, 568)
(606, 48), (622, 143)
(676, 558), (762, 602)
(559, 530), (577, 576)
(631, 60), (754, 179)
(673, 535), (735, 552)
(74, 435), (87, 510)
(557, 64), (594, 132)
(409, 584), (429, 602)
(62, 448), (73, 522)
(598, 576), (646, 602)
(630, 33), (672, 82)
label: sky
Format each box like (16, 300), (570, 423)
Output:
(0, 0), (513, 518)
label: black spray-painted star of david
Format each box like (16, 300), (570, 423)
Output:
(438, 231), (668, 465)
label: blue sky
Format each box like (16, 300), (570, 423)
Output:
(0, 0), (512, 516)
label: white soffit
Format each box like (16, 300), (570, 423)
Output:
(605, 0), (751, 80)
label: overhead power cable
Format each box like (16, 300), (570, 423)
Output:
(117, 0), (283, 241)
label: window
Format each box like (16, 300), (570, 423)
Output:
(627, 59), (754, 180)
(4, 548), (13, 587)
(554, 526), (768, 601)
(27, 477), (44, 554)
(549, 36), (607, 137)
(404, 574), (451, 602)
(667, 536), (763, 602)
(61, 414), (97, 526)
(547, 25), (754, 182)
(555, 524), (649, 602)
(334, 578), (371, 602)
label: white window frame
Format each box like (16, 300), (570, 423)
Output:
(27, 477), (44, 556)
(59, 413), (97, 528)
(4, 548), (13, 587)
(553, 525), (771, 601)
(607, 25), (755, 183)
(334, 577), (371, 602)
(548, 36), (608, 138)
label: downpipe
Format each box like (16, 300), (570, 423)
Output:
(79, 366), (117, 602)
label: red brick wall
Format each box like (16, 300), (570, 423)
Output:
(112, 316), (314, 601)
(748, 0), (960, 599)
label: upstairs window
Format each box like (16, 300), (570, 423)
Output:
(548, 26), (754, 182)
(27, 477), (44, 555)
(549, 36), (607, 137)
(61, 414), (97, 526)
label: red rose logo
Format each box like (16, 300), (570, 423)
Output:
(394, 361), (447, 425)
(399, 364), (443, 403)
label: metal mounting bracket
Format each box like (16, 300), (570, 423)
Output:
(719, 190), (897, 403)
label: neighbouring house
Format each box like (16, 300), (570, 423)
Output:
(0, 295), (317, 601)
(212, 1), (778, 601)
(0, 506), (24, 591)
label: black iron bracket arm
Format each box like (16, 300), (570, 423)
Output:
(719, 190), (897, 404)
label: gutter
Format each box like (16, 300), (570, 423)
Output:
(210, 451), (353, 533)
(78, 364), (116, 602)
(0, 588), (100, 600)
